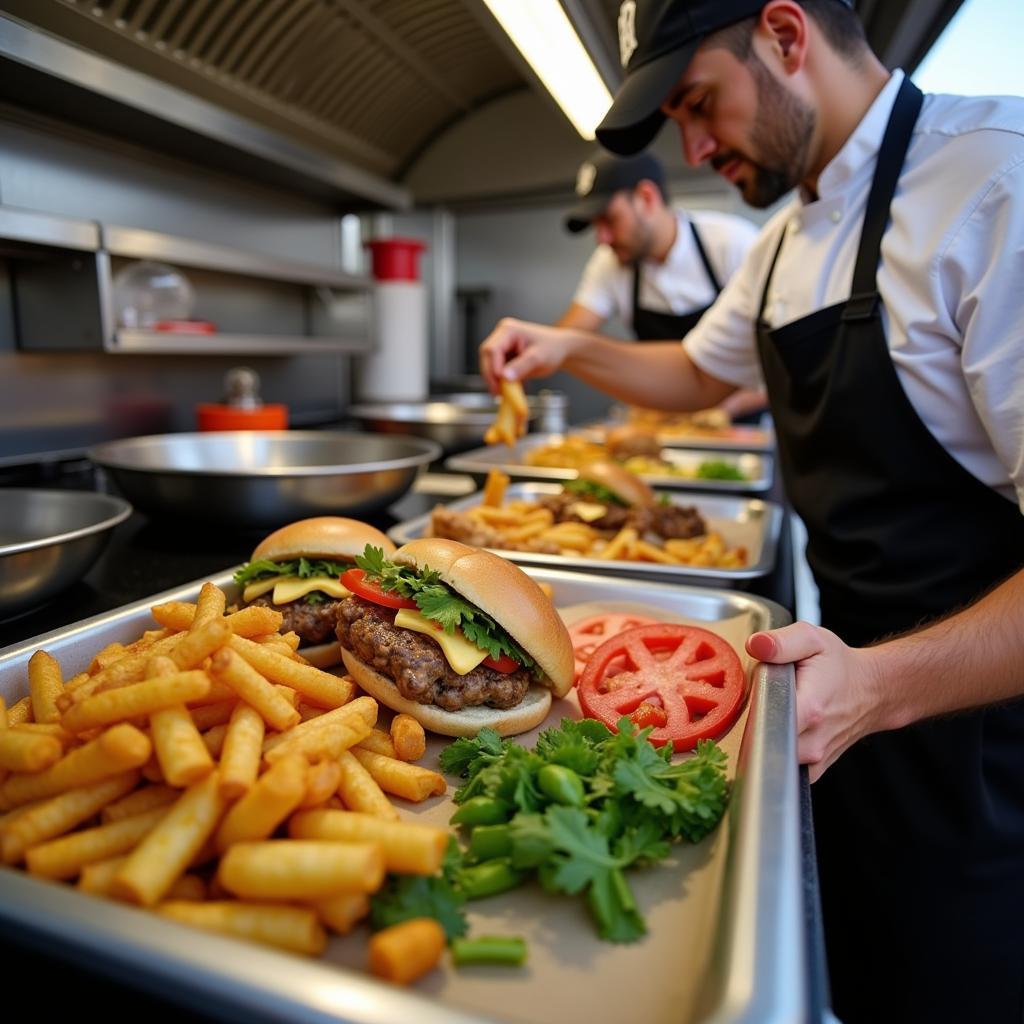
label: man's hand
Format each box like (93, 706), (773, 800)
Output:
(479, 318), (573, 394)
(746, 623), (885, 782)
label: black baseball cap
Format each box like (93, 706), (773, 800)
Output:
(596, 0), (854, 155)
(565, 150), (665, 232)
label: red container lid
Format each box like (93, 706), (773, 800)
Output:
(365, 238), (427, 281)
(195, 404), (288, 431)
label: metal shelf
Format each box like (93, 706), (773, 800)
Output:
(0, 206), (99, 252)
(109, 329), (371, 355)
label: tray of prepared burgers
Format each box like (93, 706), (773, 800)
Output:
(0, 515), (806, 1024)
(445, 433), (773, 494)
(392, 465), (781, 585)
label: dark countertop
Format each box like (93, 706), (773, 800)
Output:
(0, 457), (824, 1021)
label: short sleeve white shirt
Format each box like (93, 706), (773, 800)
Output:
(684, 70), (1024, 509)
(572, 209), (759, 328)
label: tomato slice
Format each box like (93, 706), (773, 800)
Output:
(577, 623), (745, 751)
(482, 653), (520, 673)
(340, 568), (418, 610)
(568, 613), (660, 683)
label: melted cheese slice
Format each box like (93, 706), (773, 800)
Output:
(242, 575), (350, 604)
(394, 608), (489, 676)
(568, 500), (609, 523)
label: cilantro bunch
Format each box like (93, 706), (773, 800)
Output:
(355, 546), (539, 676)
(371, 718), (729, 946)
(233, 557), (353, 605)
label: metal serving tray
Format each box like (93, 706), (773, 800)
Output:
(0, 570), (804, 1024)
(390, 482), (782, 585)
(578, 419), (776, 454)
(446, 434), (773, 494)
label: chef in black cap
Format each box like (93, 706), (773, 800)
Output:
(559, 149), (756, 341)
(480, 3), (1024, 1021)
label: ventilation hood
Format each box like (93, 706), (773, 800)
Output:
(0, 0), (964, 210)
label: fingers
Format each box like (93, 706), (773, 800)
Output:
(745, 621), (832, 664)
(479, 318), (528, 394)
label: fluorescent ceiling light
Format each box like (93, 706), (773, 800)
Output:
(483, 0), (613, 140)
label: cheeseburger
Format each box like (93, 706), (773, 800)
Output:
(336, 538), (573, 737)
(233, 517), (396, 668)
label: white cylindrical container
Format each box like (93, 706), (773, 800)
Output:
(356, 280), (429, 401)
(355, 238), (429, 402)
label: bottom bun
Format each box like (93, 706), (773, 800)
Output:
(340, 649), (552, 737)
(298, 640), (343, 670)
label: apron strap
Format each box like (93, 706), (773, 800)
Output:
(756, 226), (790, 324)
(689, 219), (723, 294)
(842, 77), (924, 323)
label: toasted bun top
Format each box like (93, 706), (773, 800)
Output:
(251, 517), (396, 563)
(577, 460), (655, 507)
(393, 539), (574, 698)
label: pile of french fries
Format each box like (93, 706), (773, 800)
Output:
(435, 469), (747, 568)
(523, 435), (609, 469)
(0, 581), (452, 985)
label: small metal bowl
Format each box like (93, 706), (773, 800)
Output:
(87, 431), (441, 528)
(0, 489), (133, 619)
(350, 399), (539, 454)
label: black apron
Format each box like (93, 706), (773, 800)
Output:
(631, 219), (722, 340)
(755, 77), (1024, 1024)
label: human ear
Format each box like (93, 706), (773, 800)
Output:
(757, 1), (809, 72)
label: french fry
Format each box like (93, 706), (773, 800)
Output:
(1, 771), (139, 865)
(482, 468), (510, 508)
(189, 700), (238, 731)
(191, 582), (227, 630)
(187, 679), (238, 706)
(0, 730), (62, 773)
(229, 635), (354, 708)
(368, 918), (446, 985)
(214, 752), (308, 852)
(390, 714), (426, 762)
(157, 901), (326, 956)
(63, 634), (182, 706)
(311, 892), (370, 935)
(297, 759), (344, 810)
(290, 809), (448, 875)
(336, 749), (399, 821)
(148, 655), (215, 789)
(217, 840), (385, 900)
(218, 704), (266, 800)
(0, 723), (151, 808)
(262, 696), (377, 757)
(484, 378), (529, 447)
(11, 722), (74, 746)
(170, 620), (232, 671)
(90, 642), (127, 674)
(25, 804), (169, 880)
(102, 784), (178, 823)
(7, 695), (32, 726)
(28, 650), (64, 724)
(264, 717), (372, 765)
(356, 728), (397, 759)
(112, 772), (228, 907)
(61, 671), (211, 734)
(0, 697), (7, 788)
(209, 647), (301, 733)
(200, 724), (230, 759)
(149, 601), (197, 632)
(350, 748), (446, 802)
(632, 539), (680, 565)
(151, 602), (285, 638)
(598, 525), (637, 561)
(81, 853), (208, 899)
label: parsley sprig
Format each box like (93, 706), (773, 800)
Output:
(354, 546), (539, 677)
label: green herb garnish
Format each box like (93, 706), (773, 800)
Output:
(696, 460), (746, 481)
(563, 478), (628, 506)
(233, 557), (353, 605)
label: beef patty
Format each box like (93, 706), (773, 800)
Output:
(249, 594), (343, 645)
(336, 597), (531, 712)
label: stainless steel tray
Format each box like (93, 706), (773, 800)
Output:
(446, 434), (773, 493)
(390, 482), (782, 584)
(0, 569), (804, 1024)
(578, 419), (776, 454)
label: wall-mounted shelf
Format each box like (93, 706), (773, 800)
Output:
(3, 205), (375, 356)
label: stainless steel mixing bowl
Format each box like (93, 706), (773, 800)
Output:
(349, 398), (539, 454)
(0, 489), (133, 618)
(87, 431), (441, 528)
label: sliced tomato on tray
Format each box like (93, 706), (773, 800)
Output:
(577, 623), (745, 751)
(568, 613), (660, 683)
(340, 568), (418, 610)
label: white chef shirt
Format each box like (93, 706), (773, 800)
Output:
(684, 70), (1024, 509)
(572, 208), (759, 328)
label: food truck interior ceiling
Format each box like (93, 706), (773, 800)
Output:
(0, 0), (963, 462)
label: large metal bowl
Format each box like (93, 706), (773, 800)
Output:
(87, 431), (441, 528)
(350, 399), (539, 454)
(0, 489), (133, 618)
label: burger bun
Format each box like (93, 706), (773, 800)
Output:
(251, 516), (395, 563)
(576, 460), (655, 508)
